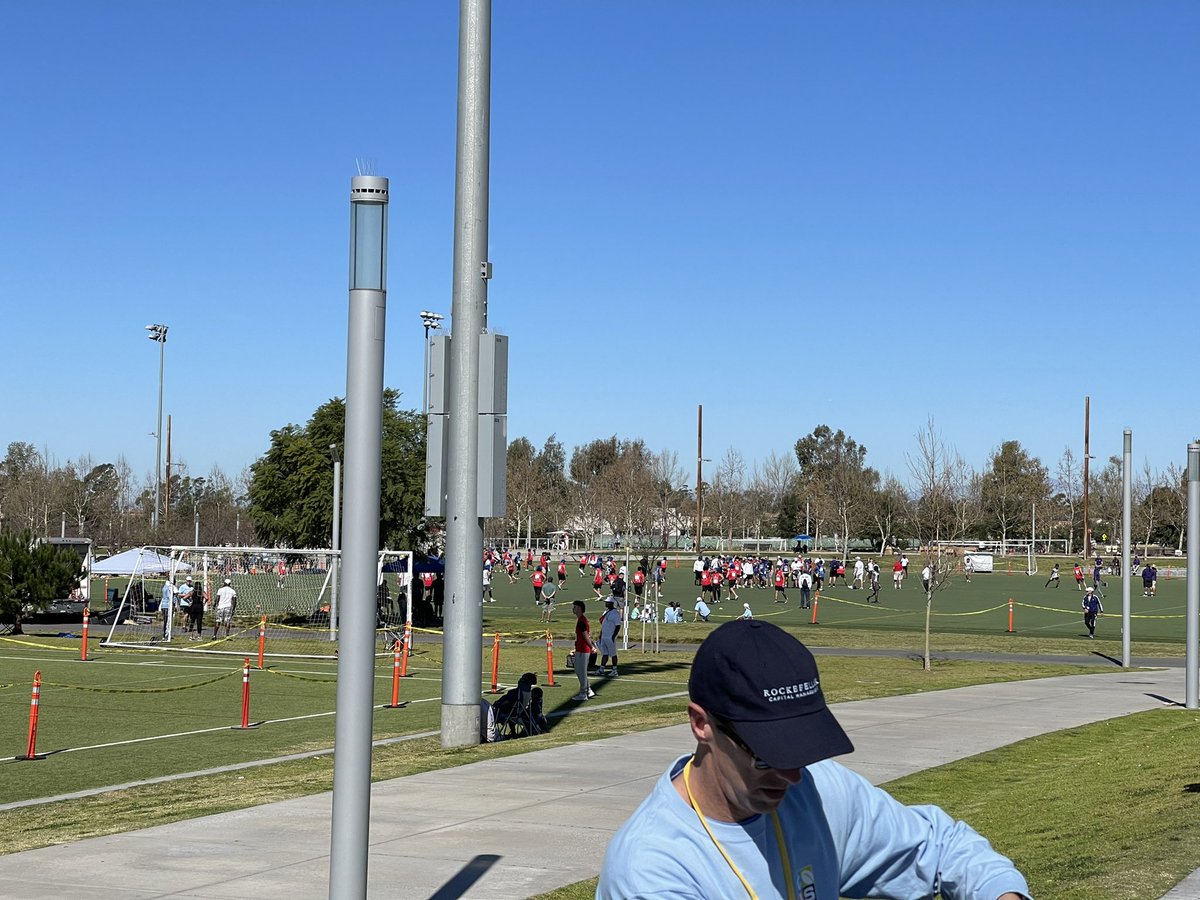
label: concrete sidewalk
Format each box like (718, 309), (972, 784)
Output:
(0, 669), (1186, 899)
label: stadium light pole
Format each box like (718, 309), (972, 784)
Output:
(145, 324), (168, 530)
(192, 477), (206, 546)
(329, 173), (388, 898)
(420, 311), (444, 415)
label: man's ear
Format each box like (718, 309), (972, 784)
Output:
(687, 702), (715, 745)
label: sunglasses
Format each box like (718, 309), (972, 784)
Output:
(710, 714), (772, 770)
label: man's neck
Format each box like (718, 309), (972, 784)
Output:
(672, 754), (749, 823)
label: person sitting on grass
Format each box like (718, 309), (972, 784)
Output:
(693, 596), (711, 622)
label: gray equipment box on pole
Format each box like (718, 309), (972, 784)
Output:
(424, 332), (508, 518)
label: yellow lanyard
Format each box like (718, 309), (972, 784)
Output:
(682, 760), (797, 900)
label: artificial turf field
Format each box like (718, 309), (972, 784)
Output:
(0, 555), (1187, 807)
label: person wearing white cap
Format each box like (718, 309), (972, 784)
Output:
(213, 578), (238, 638)
(1082, 585), (1103, 638)
(740, 602), (753, 620)
(598, 621), (1030, 899)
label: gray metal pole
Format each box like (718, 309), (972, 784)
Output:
(1186, 443), (1199, 710)
(329, 175), (389, 898)
(154, 336), (164, 530)
(441, 0), (492, 749)
(331, 451), (341, 642)
(423, 324), (431, 415)
(1121, 430), (1132, 668)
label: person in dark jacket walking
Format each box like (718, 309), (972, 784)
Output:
(1082, 586), (1103, 638)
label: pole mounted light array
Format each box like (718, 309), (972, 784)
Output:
(420, 310), (444, 415)
(145, 324), (168, 531)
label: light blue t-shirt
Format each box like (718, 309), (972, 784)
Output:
(596, 755), (1031, 900)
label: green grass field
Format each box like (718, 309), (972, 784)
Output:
(477, 556), (1188, 644)
(1, 555), (1185, 806)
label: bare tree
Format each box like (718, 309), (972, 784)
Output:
(595, 441), (657, 547)
(651, 449), (688, 549)
(867, 474), (910, 552)
(1133, 461), (1160, 557)
(711, 448), (747, 547)
(1164, 462), (1188, 553)
(759, 451), (797, 511)
(906, 419), (967, 671)
(1055, 446), (1081, 554)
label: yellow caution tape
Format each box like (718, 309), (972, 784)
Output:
(0, 636), (78, 652)
(260, 666), (338, 685)
(41, 668), (239, 694)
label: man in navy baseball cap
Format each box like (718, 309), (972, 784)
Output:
(689, 618), (854, 770)
(598, 620), (1031, 900)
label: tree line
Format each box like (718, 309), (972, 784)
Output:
(1, 397), (1192, 559)
(500, 422), (1193, 559)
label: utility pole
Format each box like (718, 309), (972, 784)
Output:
(145, 324), (168, 530)
(441, 0), (492, 749)
(1082, 396), (1091, 559)
(696, 405), (703, 553)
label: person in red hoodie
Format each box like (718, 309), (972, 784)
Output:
(531, 566), (546, 606)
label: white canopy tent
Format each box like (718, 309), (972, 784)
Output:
(92, 548), (192, 577)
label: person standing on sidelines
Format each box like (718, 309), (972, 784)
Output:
(798, 567), (813, 609)
(1045, 563), (1060, 588)
(481, 564), (494, 603)
(571, 600), (596, 700)
(186, 577), (206, 637)
(531, 566), (547, 606)
(597, 621), (1031, 900)
(159, 575), (177, 639)
(921, 563), (932, 595)
(213, 578), (238, 638)
(539, 579), (557, 623)
(597, 598), (622, 676)
(1082, 585), (1103, 638)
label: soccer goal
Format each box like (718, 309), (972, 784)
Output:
(101, 546), (413, 659)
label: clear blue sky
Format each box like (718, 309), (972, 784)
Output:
(3, 1), (1196, 492)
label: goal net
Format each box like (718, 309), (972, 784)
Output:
(101, 546), (413, 659)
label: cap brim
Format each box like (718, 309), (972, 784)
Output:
(733, 705), (854, 770)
